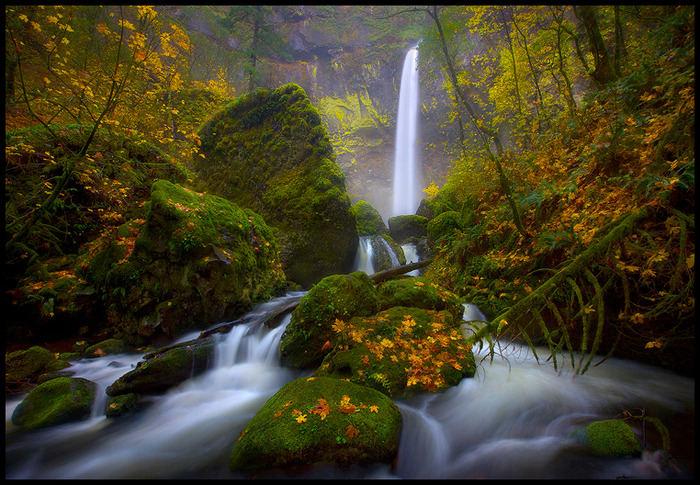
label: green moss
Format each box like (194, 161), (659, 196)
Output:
(314, 306), (476, 396)
(576, 419), (642, 457)
(11, 377), (96, 430)
(352, 200), (389, 236)
(230, 376), (401, 473)
(388, 215), (428, 244)
(279, 272), (380, 369)
(376, 277), (463, 318)
(196, 83), (358, 287)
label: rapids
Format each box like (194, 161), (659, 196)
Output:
(5, 295), (694, 479)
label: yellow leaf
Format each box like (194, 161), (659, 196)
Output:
(686, 253), (695, 270)
(295, 414), (307, 423)
(369, 405), (379, 413)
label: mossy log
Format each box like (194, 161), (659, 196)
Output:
(369, 258), (433, 284)
(468, 208), (649, 345)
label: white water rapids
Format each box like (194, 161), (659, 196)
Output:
(5, 294), (694, 479)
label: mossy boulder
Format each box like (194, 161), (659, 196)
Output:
(573, 419), (642, 457)
(368, 234), (406, 272)
(81, 179), (286, 343)
(314, 306), (476, 396)
(352, 200), (389, 236)
(376, 276), (463, 318)
(11, 377), (96, 430)
(426, 210), (462, 247)
(279, 272), (380, 369)
(230, 376), (401, 474)
(84, 338), (125, 358)
(388, 215), (428, 244)
(5, 345), (72, 394)
(105, 393), (138, 418)
(196, 83), (358, 288)
(105, 336), (217, 396)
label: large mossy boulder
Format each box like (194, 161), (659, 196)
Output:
(314, 306), (476, 396)
(279, 272), (380, 369)
(81, 180), (286, 343)
(11, 377), (96, 430)
(105, 336), (218, 396)
(353, 200), (389, 236)
(573, 419), (642, 457)
(196, 83), (358, 288)
(230, 376), (401, 475)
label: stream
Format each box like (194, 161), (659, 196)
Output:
(5, 293), (694, 479)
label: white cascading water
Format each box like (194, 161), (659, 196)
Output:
(391, 46), (421, 218)
(354, 236), (375, 275)
(6, 294), (694, 479)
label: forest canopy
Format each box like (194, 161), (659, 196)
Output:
(5, 5), (694, 373)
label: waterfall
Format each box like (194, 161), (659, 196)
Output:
(379, 237), (401, 268)
(392, 47), (421, 218)
(354, 236), (375, 274)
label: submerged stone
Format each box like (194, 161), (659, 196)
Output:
(196, 83), (358, 287)
(230, 376), (401, 474)
(11, 377), (96, 430)
(573, 419), (642, 457)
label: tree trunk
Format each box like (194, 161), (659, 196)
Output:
(575, 5), (617, 87)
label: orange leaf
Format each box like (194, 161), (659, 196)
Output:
(345, 424), (359, 440)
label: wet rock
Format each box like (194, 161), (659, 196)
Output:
(314, 306), (476, 396)
(5, 345), (72, 394)
(572, 419), (642, 457)
(105, 336), (217, 396)
(84, 338), (125, 358)
(387, 215), (428, 244)
(105, 393), (138, 418)
(11, 377), (96, 430)
(279, 272), (379, 369)
(230, 376), (401, 474)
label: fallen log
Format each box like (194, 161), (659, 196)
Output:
(369, 258), (433, 284)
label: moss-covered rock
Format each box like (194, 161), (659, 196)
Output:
(314, 306), (475, 396)
(369, 234), (406, 272)
(230, 376), (401, 474)
(279, 272), (380, 369)
(426, 210), (462, 247)
(352, 200), (389, 236)
(84, 338), (125, 358)
(376, 276), (463, 318)
(573, 419), (642, 457)
(81, 180), (286, 342)
(196, 83), (358, 287)
(105, 393), (138, 418)
(11, 377), (96, 430)
(105, 336), (217, 396)
(5, 345), (72, 394)
(388, 215), (428, 244)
